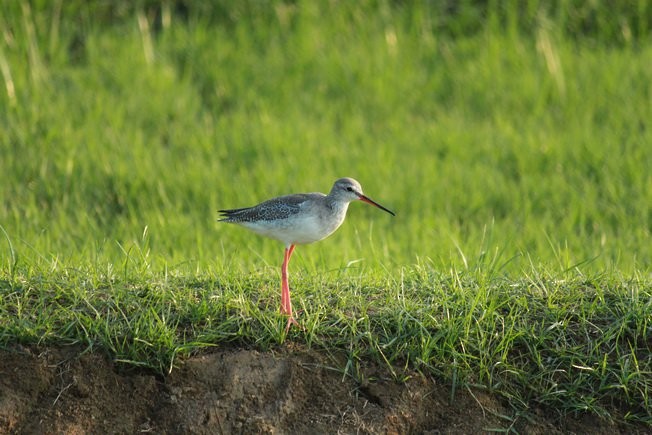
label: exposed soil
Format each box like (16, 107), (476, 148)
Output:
(0, 344), (646, 434)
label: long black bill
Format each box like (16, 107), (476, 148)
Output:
(359, 194), (395, 216)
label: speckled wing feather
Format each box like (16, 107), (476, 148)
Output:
(218, 193), (318, 223)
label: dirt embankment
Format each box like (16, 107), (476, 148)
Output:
(0, 345), (644, 434)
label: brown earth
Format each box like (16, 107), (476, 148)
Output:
(0, 344), (647, 434)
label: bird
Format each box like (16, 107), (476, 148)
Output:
(218, 177), (395, 332)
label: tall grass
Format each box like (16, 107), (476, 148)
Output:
(1, 1), (651, 274)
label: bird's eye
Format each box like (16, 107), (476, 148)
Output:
(346, 187), (354, 192)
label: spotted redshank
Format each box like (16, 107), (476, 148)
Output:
(218, 177), (395, 331)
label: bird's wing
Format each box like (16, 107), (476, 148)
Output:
(218, 193), (321, 223)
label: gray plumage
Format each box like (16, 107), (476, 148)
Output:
(218, 193), (319, 223)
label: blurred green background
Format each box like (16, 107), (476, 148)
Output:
(1, 1), (651, 276)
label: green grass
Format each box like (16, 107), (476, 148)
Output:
(1, 0), (651, 426)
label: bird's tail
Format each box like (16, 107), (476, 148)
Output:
(217, 207), (251, 222)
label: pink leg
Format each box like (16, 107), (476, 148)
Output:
(280, 244), (300, 331)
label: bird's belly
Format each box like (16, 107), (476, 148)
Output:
(240, 213), (345, 245)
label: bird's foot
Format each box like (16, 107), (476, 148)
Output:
(284, 311), (305, 333)
(284, 316), (301, 333)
